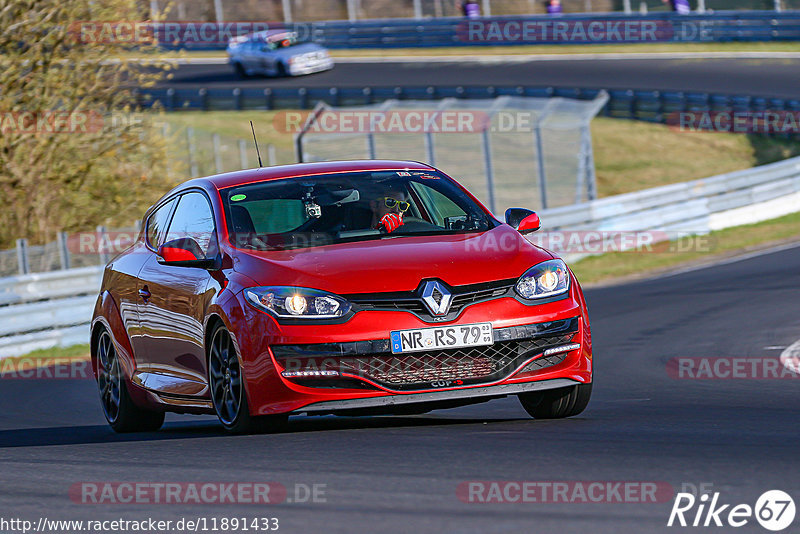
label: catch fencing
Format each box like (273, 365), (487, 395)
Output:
(295, 94), (609, 213)
(147, 11), (800, 50)
(157, 0), (796, 25)
(2, 154), (800, 358)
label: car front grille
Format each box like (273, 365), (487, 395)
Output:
(272, 318), (579, 391)
(346, 279), (516, 321)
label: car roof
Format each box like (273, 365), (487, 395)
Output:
(176, 160), (436, 193)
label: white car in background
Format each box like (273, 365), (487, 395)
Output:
(227, 30), (334, 78)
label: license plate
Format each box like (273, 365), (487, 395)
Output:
(390, 323), (493, 354)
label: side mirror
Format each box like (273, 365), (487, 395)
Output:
(505, 208), (541, 234)
(157, 238), (218, 269)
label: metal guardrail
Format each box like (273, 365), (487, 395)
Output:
(547, 155), (800, 262)
(2, 155), (800, 358)
(154, 11), (800, 50)
(141, 85), (800, 130)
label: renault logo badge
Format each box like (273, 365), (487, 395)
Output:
(421, 280), (452, 316)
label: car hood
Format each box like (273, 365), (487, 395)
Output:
(280, 43), (327, 58)
(231, 225), (554, 294)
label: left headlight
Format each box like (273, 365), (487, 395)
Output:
(515, 259), (570, 300)
(245, 287), (352, 319)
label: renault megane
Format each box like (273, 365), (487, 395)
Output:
(91, 160), (592, 433)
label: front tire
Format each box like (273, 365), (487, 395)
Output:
(276, 62), (288, 77)
(233, 62), (249, 78)
(518, 383), (592, 419)
(96, 328), (165, 433)
(208, 323), (287, 434)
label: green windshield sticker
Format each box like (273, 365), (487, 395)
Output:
(231, 194), (246, 202)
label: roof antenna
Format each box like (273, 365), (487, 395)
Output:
(250, 121), (263, 168)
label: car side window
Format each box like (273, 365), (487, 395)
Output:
(146, 198), (176, 249)
(165, 192), (218, 259)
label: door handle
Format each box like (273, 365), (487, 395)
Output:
(138, 287), (151, 301)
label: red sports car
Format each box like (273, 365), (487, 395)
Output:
(91, 160), (592, 433)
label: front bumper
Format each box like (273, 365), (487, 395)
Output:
(289, 58), (334, 76)
(298, 378), (582, 414)
(230, 283), (592, 416)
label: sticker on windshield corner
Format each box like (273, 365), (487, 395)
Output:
(420, 174), (438, 180)
(231, 194), (246, 202)
(397, 172), (411, 176)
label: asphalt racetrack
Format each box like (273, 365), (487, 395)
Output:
(2, 244), (799, 533)
(163, 57), (800, 99)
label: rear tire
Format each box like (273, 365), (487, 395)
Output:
(208, 322), (288, 434)
(518, 383), (592, 419)
(96, 328), (165, 433)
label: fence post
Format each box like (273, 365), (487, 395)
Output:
(481, 130), (497, 214)
(697, 0), (706, 13)
(366, 133), (376, 159)
(347, 0), (358, 21)
(282, 0), (293, 23)
(239, 140), (248, 169)
(57, 231), (71, 271)
(213, 0), (224, 22)
(775, 0), (782, 11)
(534, 124), (548, 210)
(623, 0), (632, 14)
(482, 0), (491, 17)
(16, 238), (29, 275)
(213, 133), (222, 174)
(96, 226), (110, 266)
(268, 144), (277, 166)
(583, 126), (598, 201)
(425, 132), (436, 166)
(187, 127), (198, 177)
(413, 0), (423, 19)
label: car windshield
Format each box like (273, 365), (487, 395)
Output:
(221, 170), (495, 251)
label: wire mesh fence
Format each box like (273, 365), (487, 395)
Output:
(0, 228), (141, 278)
(297, 93), (608, 215)
(157, 0), (795, 23)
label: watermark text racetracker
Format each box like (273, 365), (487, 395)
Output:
(69, 21), (312, 47)
(0, 111), (148, 135)
(458, 19), (712, 44)
(70, 482), (326, 505)
(457, 481), (674, 503)
(669, 111), (800, 135)
(69, 230), (716, 257)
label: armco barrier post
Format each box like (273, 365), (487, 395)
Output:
(268, 144), (277, 167)
(16, 239), (29, 275)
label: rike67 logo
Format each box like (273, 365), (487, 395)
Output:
(668, 490), (795, 531)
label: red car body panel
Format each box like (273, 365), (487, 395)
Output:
(91, 160), (592, 419)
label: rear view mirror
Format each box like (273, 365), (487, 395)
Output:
(505, 208), (541, 234)
(158, 238), (218, 269)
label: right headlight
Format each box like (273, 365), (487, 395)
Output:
(515, 259), (570, 300)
